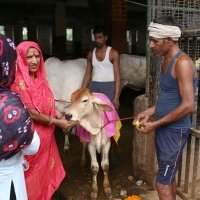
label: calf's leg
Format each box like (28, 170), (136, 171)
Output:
(88, 143), (99, 200)
(81, 142), (87, 166)
(64, 134), (70, 150)
(101, 140), (112, 199)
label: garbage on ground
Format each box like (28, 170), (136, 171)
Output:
(120, 189), (127, 197)
(135, 179), (143, 186)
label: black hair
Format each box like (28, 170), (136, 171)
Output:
(154, 16), (179, 27)
(93, 26), (107, 36)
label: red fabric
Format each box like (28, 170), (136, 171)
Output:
(11, 41), (66, 200)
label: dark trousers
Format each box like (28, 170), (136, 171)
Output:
(10, 181), (16, 200)
(90, 81), (115, 101)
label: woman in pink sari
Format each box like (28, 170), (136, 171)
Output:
(11, 41), (76, 200)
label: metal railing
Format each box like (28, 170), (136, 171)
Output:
(177, 128), (200, 200)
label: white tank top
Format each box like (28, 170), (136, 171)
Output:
(92, 46), (114, 82)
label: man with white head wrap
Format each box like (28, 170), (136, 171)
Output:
(134, 16), (197, 200)
(148, 22), (182, 41)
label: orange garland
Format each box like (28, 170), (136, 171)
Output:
(124, 195), (142, 200)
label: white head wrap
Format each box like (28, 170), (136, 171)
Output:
(148, 22), (181, 41)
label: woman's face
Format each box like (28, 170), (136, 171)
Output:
(26, 47), (40, 74)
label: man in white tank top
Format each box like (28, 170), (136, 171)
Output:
(82, 26), (120, 109)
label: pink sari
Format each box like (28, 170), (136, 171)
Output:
(11, 41), (65, 200)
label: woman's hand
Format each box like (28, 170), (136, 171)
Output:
(53, 118), (79, 130)
(55, 110), (64, 119)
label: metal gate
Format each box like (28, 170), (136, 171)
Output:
(147, 0), (200, 102)
(147, 1), (200, 199)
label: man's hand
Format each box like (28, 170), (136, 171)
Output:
(138, 121), (158, 134)
(113, 97), (120, 110)
(132, 120), (145, 130)
(133, 106), (155, 126)
(134, 112), (150, 125)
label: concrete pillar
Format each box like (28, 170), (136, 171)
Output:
(132, 94), (157, 186)
(104, 0), (127, 53)
(53, 1), (66, 58)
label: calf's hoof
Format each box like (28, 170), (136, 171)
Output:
(90, 191), (98, 200)
(64, 145), (70, 151)
(104, 187), (112, 199)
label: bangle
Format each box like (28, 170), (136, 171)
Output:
(48, 116), (53, 125)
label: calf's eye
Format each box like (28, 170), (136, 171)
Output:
(82, 99), (88, 103)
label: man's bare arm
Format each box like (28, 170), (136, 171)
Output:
(111, 49), (121, 108)
(82, 51), (92, 88)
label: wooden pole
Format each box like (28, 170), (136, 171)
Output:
(104, 0), (127, 53)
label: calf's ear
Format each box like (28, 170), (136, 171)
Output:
(92, 96), (113, 112)
(91, 95), (113, 112)
(94, 103), (113, 112)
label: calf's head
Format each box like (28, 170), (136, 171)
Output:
(65, 88), (112, 122)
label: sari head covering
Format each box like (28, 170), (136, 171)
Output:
(11, 41), (55, 117)
(0, 35), (34, 160)
(11, 41), (65, 200)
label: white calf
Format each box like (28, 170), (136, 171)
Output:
(65, 88), (115, 200)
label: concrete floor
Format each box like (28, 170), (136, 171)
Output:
(141, 191), (182, 200)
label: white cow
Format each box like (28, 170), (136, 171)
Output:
(45, 54), (146, 103)
(64, 88), (115, 200)
(120, 54), (146, 89)
(45, 57), (86, 107)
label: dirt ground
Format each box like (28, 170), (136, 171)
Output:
(52, 88), (181, 200)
